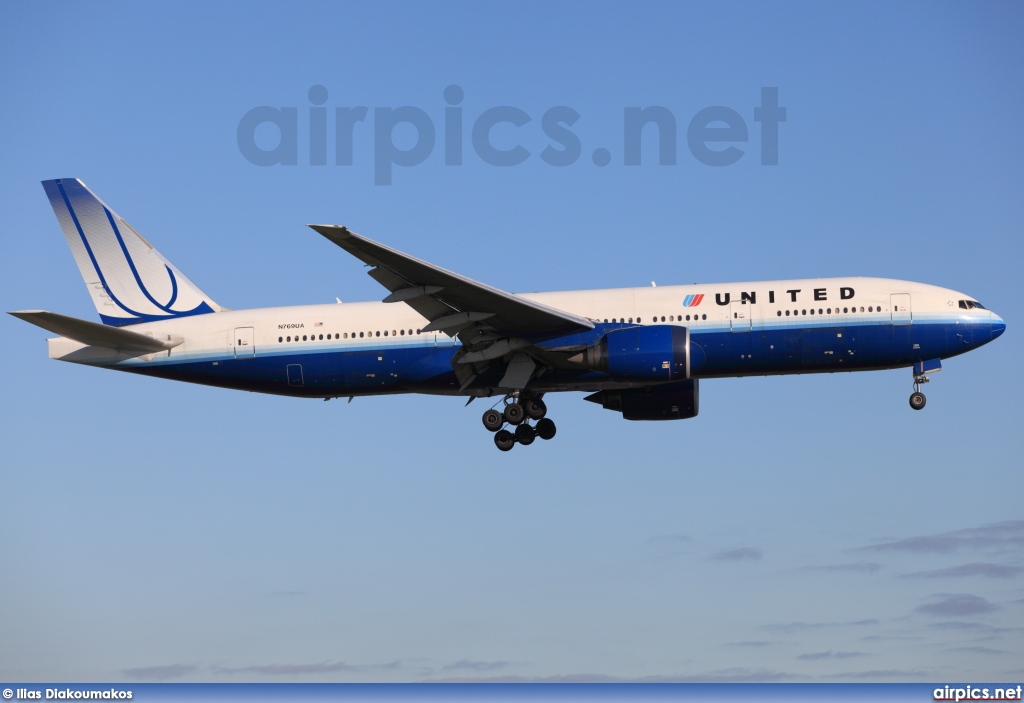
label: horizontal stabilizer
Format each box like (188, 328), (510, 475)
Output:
(9, 310), (183, 353)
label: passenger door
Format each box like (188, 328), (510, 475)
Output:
(891, 294), (912, 325)
(729, 301), (752, 331)
(233, 327), (255, 358)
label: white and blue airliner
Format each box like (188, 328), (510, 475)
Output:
(12, 179), (1006, 451)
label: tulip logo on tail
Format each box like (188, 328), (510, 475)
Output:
(683, 294), (704, 307)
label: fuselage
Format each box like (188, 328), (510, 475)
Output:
(46, 276), (1005, 399)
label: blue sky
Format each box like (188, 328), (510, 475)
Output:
(1, 1), (1022, 683)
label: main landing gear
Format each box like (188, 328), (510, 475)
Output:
(482, 394), (557, 451)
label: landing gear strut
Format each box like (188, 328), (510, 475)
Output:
(482, 393), (556, 451)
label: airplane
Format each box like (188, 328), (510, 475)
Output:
(11, 179), (1006, 451)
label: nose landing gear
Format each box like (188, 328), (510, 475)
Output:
(909, 358), (941, 410)
(909, 387), (927, 410)
(482, 393), (556, 451)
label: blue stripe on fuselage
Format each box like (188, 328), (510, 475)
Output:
(114, 318), (997, 397)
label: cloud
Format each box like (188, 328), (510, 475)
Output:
(858, 521), (1024, 555)
(797, 651), (867, 661)
(824, 669), (926, 679)
(861, 634), (924, 642)
(915, 594), (999, 617)
(802, 562), (883, 574)
(213, 661), (360, 675)
(726, 641), (772, 648)
(709, 547), (762, 562)
(122, 664), (197, 680)
(671, 668), (793, 683)
(425, 674), (622, 683)
(763, 619), (879, 633)
(900, 563), (1023, 579)
(927, 621), (1023, 635)
(425, 669), (793, 683)
(945, 646), (1009, 655)
(443, 659), (509, 672)
(646, 533), (693, 545)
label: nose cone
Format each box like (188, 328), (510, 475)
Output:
(992, 315), (1006, 340)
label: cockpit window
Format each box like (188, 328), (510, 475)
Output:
(959, 300), (987, 310)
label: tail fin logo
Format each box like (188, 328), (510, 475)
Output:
(683, 294), (704, 308)
(43, 179), (219, 327)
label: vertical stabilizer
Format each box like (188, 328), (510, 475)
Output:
(41, 178), (222, 326)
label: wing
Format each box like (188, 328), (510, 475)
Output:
(308, 225), (595, 391)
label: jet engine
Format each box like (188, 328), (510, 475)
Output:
(570, 325), (705, 381)
(585, 379), (699, 421)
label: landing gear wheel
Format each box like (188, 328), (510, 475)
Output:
(494, 429), (515, 451)
(515, 423), (536, 445)
(503, 401), (526, 425)
(535, 418), (557, 440)
(524, 398), (547, 420)
(482, 408), (504, 432)
(909, 391), (926, 410)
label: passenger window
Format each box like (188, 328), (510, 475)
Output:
(359, 332), (364, 338)
(843, 308), (848, 313)
(319, 334), (323, 340)
(802, 309), (806, 315)
(661, 316), (666, 322)
(786, 310), (790, 316)
(818, 309), (823, 314)
(702, 314), (706, 320)
(384, 331), (388, 336)
(278, 337), (283, 343)
(810, 309), (814, 315)
(827, 308), (831, 314)
(777, 311), (781, 317)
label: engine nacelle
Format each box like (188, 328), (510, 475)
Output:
(585, 379), (699, 421)
(574, 325), (704, 381)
